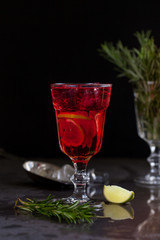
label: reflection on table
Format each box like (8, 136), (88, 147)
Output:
(136, 188), (160, 239)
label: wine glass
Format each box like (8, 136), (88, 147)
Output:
(50, 83), (112, 203)
(134, 82), (160, 186)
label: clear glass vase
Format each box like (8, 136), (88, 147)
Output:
(134, 83), (160, 186)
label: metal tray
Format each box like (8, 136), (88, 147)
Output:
(23, 161), (73, 187)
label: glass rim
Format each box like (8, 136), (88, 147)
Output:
(50, 83), (112, 88)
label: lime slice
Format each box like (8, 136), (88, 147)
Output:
(58, 113), (91, 120)
(103, 185), (135, 204)
(58, 119), (84, 147)
(102, 202), (134, 220)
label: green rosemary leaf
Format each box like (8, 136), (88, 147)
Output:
(99, 30), (160, 85)
(14, 195), (96, 224)
(99, 30), (160, 138)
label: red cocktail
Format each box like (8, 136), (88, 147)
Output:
(51, 83), (112, 203)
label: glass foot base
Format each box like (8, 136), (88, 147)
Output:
(61, 196), (102, 209)
(135, 174), (160, 187)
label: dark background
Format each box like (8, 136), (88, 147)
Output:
(1, 1), (158, 159)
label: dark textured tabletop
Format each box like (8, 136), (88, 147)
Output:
(0, 149), (159, 240)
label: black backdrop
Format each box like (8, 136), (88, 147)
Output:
(1, 1), (158, 159)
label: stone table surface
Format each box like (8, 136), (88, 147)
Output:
(0, 149), (159, 240)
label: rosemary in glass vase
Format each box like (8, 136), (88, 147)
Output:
(99, 30), (160, 185)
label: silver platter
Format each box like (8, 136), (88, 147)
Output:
(23, 161), (73, 187)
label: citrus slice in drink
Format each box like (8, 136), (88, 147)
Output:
(103, 185), (135, 204)
(95, 112), (104, 146)
(95, 112), (103, 133)
(57, 113), (91, 120)
(102, 202), (134, 220)
(58, 118), (84, 147)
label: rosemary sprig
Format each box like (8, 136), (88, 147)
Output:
(14, 194), (96, 224)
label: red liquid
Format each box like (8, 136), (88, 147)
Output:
(51, 84), (111, 163)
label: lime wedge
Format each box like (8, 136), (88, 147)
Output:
(102, 202), (134, 220)
(103, 185), (135, 204)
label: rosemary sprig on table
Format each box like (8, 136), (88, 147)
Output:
(14, 194), (96, 224)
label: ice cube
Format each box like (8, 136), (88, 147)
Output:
(35, 164), (54, 178)
(52, 164), (74, 182)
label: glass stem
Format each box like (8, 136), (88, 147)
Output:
(147, 144), (160, 177)
(70, 161), (90, 203)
